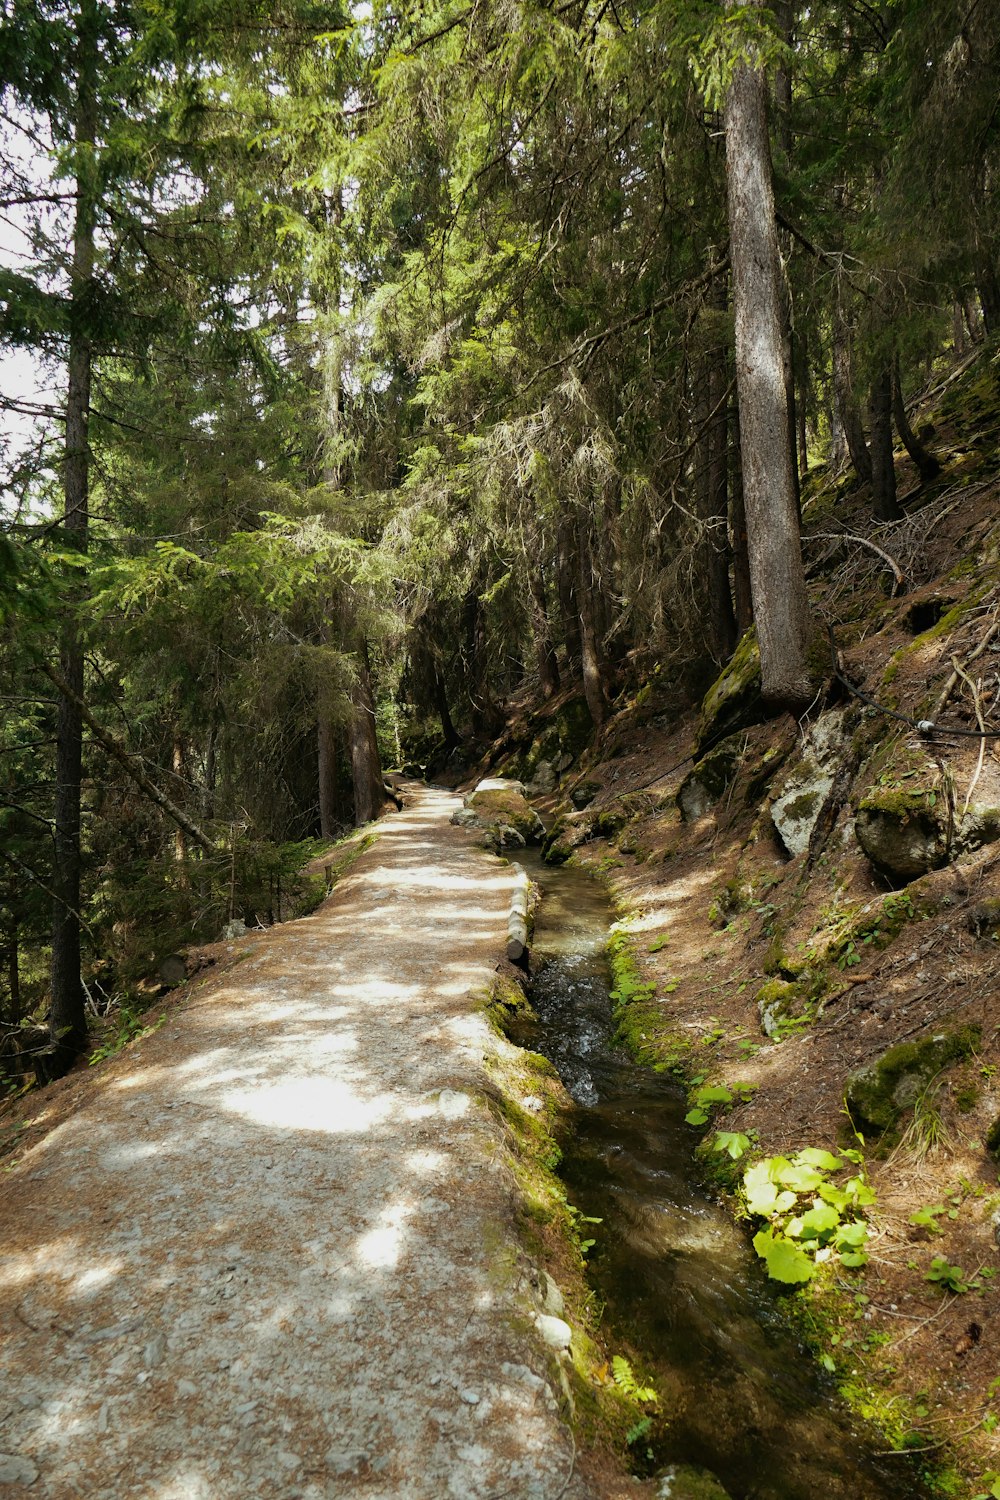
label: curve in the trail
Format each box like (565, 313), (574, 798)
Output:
(0, 788), (594, 1500)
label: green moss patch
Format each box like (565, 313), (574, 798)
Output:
(845, 1026), (980, 1137)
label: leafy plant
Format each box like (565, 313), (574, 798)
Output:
(909, 1204), (948, 1235)
(684, 1079), (756, 1126)
(612, 1355), (657, 1404)
(925, 1256), (978, 1295)
(647, 935), (669, 953)
(713, 1130), (753, 1160)
(742, 1147), (874, 1283)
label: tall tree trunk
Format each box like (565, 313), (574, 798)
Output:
(869, 366), (902, 521)
(318, 716), (340, 836)
(172, 737), (190, 884)
(462, 584), (502, 736)
(893, 356), (941, 481)
(348, 635), (389, 827)
(729, 399), (754, 636)
(724, 10), (813, 708)
(576, 523), (608, 729)
(527, 565), (560, 699)
(796, 328), (809, 480)
(555, 517), (582, 668)
(696, 319), (737, 663)
(832, 310), (872, 486)
(433, 663), (460, 750)
(7, 925), (20, 1027)
(977, 255), (1000, 336)
(50, 0), (98, 1069)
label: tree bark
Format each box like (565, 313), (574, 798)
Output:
(729, 400), (754, 636)
(348, 635), (389, 827)
(868, 366), (902, 521)
(318, 716), (340, 836)
(724, 13), (813, 708)
(696, 320), (737, 663)
(555, 517), (582, 668)
(576, 522), (608, 729)
(893, 357), (941, 481)
(6, 925), (20, 1027)
(50, 0), (98, 1067)
(832, 311), (872, 486)
(528, 565), (560, 699)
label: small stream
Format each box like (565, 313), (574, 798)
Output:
(514, 850), (925, 1500)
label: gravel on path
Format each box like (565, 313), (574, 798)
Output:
(0, 787), (598, 1499)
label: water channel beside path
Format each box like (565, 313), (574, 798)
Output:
(513, 850), (926, 1500)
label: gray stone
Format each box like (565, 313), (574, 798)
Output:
(534, 1314), (572, 1350)
(223, 919), (248, 940)
(538, 1271), (565, 1319)
(449, 808), (480, 828)
(459, 1389), (480, 1405)
(570, 780), (600, 811)
(770, 710), (846, 857)
(525, 761), (557, 797)
(0, 1454), (39, 1485)
(677, 734), (745, 823)
(143, 1334), (166, 1369)
(855, 790), (948, 881)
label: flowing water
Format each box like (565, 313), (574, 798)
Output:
(514, 850), (925, 1500)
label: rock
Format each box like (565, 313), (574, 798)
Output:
(0, 1454), (39, 1485)
(525, 760), (557, 797)
(463, 780), (544, 844)
(538, 1271), (565, 1318)
(991, 1208), (1000, 1248)
(855, 789), (948, 881)
(985, 1116), (1000, 1157)
(770, 710), (847, 857)
(656, 1464), (732, 1500)
(695, 628), (763, 756)
(459, 1389), (480, 1405)
(535, 1313), (572, 1350)
(755, 979), (799, 1039)
(957, 803), (1000, 855)
(677, 734), (744, 823)
(483, 824), (526, 854)
(450, 808), (480, 828)
(570, 779), (600, 810)
(143, 1333), (166, 1369)
(846, 1027), (980, 1136)
(520, 1095), (543, 1113)
(222, 919), (247, 940)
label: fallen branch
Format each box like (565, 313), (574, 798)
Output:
(42, 664), (216, 855)
(805, 531), (905, 593)
(933, 615), (1000, 721)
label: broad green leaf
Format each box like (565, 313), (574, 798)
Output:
(773, 1161), (825, 1193)
(753, 1228), (816, 1284)
(713, 1130), (751, 1159)
(793, 1148), (843, 1172)
(794, 1202), (841, 1241)
(685, 1107), (709, 1126)
(834, 1221), (868, 1249)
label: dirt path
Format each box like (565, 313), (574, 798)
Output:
(0, 787), (597, 1500)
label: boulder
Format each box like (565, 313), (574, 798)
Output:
(463, 779), (545, 844)
(655, 1465), (732, 1500)
(677, 734), (744, 823)
(755, 979), (799, 1039)
(845, 1026), (979, 1136)
(525, 759), (557, 797)
(570, 779), (601, 810)
(770, 710), (846, 858)
(957, 803), (1000, 855)
(855, 788), (948, 881)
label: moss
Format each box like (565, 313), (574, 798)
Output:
(589, 806), (631, 839)
(695, 628), (764, 756)
(846, 1026), (981, 1137)
(985, 1115), (1000, 1156)
(553, 696), (594, 760)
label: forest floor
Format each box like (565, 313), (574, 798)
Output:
(0, 787), (610, 1500)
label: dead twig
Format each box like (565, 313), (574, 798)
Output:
(806, 531), (906, 592)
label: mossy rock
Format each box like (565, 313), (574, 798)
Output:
(695, 628), (764, 756)
(855, 787), (948, 881)
(957, 803), (1000, 855)
(985, 1115), (1000, 1156)
(845, 1026), (980, 1136)
(587, 806), (631, 840)
(654, 1464), (732, 1500)
(541, 815), (577, 865)
(464, 781), (545, 844)
(755, 978), (799, 1039)
(968, 897), (1000, 938)
(570, 779), (601, 810)
(553, 696), (594, 761)
(677, 734), (745, 823)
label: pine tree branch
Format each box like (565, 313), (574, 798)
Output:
(41, 664), (217, 855)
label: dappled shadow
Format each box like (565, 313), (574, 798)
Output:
(0, 789), (581, 1500)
